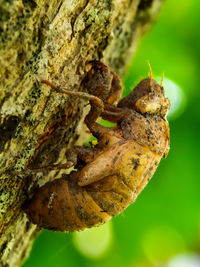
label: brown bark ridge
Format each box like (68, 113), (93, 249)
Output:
(0, 0), (164, 266)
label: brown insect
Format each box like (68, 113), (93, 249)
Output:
(24, 61), (170, 232)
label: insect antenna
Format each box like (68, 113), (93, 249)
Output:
(147, 61), (153, 89)
(160, 72), (164, 87)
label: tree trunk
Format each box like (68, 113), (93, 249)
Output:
(0, 0), (164, 266)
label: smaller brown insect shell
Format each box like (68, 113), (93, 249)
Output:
(24, 62), (170, 232)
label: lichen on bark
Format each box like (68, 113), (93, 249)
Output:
(0, 0), (164, 266)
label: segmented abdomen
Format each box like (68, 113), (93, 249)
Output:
(24, 173), (133, 231)
(24, 147), (161, 231)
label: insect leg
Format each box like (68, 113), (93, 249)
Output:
(83, 61), (122, 105)
(105, 71), (123, 105)
(84, 118), (110, 139)
(42, 79), (104, 126)
(77, 144), (121, 186)
(42, 80), (104, 110)
(80, 61), (122, 123)
(28, 160), (75, 172)
(102, 103), (129, 122)
(28, 146), (98, 173)
(65, 146), (98, 164)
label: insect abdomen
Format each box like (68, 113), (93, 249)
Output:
(24, 169), (136, 231)
(24, 176), (114, 231)
(24, 141), (162, 231)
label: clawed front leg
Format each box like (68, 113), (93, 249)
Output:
(42, 79), (104, 125)
(28, 155), (75, 172)
(102, 103), (129, 123)
(42, 80), (104, 110)
(65, 146), (99, 165)
(38, 62), (127, 173)
(27, 148), (78, 172)
(28, 146), (98, 172)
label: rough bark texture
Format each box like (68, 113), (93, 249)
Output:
(0, 0), (164, 266)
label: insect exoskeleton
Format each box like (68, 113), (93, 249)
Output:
(24, 61), (170, 232)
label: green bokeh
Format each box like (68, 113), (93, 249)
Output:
(22, 1), (200, 266)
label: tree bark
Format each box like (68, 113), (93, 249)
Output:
(0, 0), (164, 266)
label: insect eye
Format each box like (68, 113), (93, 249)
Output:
(135, 95), (161, 114)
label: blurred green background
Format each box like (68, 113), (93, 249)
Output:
(23, 1), (200, 267)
